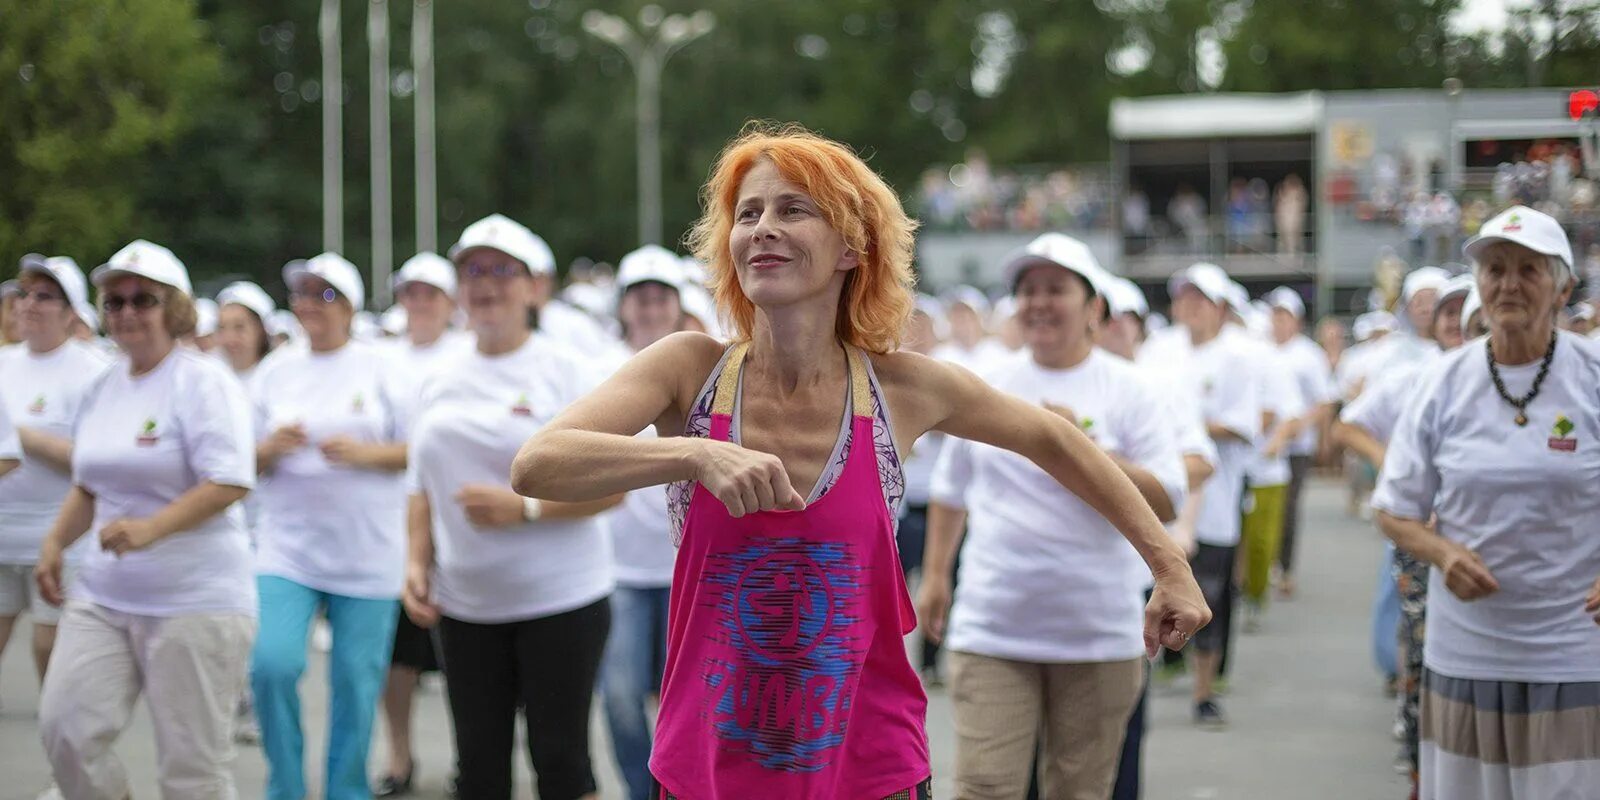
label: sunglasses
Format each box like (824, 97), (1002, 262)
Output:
(291, 287), (340, 304)
(103, 292), (163, 313)
(461, 262), (526, 279)
(16, 288), (65, 304)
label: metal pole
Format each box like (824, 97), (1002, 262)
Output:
(370, 0), (393, 309)
(320, 0), (343, 253)
(637, 52), (662, 246)
(413, 0), (436, 254)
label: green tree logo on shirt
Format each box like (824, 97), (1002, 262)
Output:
(352, 392), (365, 414)
(28, 394), (46, 414)
(1552, 415), (1575, 439)
(137, 417), (160, 446)
(511, 392), (532, 416)
(1079, 417), (1095, 432)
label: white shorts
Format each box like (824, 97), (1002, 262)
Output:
(0, 563), (66, 624)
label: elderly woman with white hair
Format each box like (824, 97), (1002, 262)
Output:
(1374, 205), (1600, 799)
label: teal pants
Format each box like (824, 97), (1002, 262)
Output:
(251, 575), (399, 800)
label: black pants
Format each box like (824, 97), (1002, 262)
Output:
(1278, 454), (1314, 576)
(439, 597), (611, 800)
(897, 504), (948, 672)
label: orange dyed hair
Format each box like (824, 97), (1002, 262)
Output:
(686, 122), (917, 353)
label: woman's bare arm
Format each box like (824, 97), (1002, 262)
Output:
(512, 332), (723, 501)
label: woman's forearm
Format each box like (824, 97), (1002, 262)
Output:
(512, 429), (701, 502)
(1333, 422), (1385, 468)
(922, 502), (968, 582)
(144, 483), (250, 544)
(407, 493), (434, 569)
(1108, 455), (1178, 522)
(43, 485), (96, 553)
(18, 427), (73, 473)
(1377, 511), (1447, 565)
(1039, 425), (1190, 578)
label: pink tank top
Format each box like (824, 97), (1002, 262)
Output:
(650, 343), (930, 800)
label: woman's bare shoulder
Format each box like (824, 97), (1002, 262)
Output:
(864, 349), (967, 435)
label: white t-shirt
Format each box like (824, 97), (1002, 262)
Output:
(931, 338), (1013, 375)
(71, 349), (257, 617)
(901, 432), (947, 508)
(251, 340), (411, 599)
(0, 341), (112, 564)
(407, 335), (614, 623)
(1278, 335), (1337, 455)
(1141, 327), (1261, 546)
(1372, 332), (1600, 682)
(1336, 339), (1385, 399)
(0, 395), (18, 460)
(537, 300), (621, 353)
(1247, 342), (1308, 488)
(384, 330), (475, 400)
(930, 349), (1185, 663)
(1338, 349), (1443, 446)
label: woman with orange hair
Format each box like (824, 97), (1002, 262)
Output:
(512, 123), (1209, 800)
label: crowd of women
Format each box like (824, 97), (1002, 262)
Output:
(0, 123), (1595, 800)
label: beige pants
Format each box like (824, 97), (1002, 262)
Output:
(39, 602), (255, 800)
(949, 651), (1144, 800)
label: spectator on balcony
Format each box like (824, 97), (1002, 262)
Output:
(1168, 185), (1208, 252)
(1275, 175), (1308, 257)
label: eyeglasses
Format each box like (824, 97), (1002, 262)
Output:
(461, 262), (526, 279)
(15, 288), (65, 304)
(291, 287), (340, 304)
(103, 292), (163, 313)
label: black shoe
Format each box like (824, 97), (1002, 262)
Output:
(1194, 699), (1228, 730)
(373, 768), (414, 798)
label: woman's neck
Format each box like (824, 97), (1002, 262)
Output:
(1032, 337), (1094, 370)
(476, 325), (530, 357)
(309, 332), (350, 353)
(28, 332), (70, 355)
(1490, 322), (1554, 365)
(128, 342), (175, 376)
(749, 303), (846, 394)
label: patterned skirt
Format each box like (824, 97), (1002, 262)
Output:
(1420, 669), (1600, 799)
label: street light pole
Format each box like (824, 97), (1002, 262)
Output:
(583, 6), (716, 247)
(413, 0), (437, 254)
(370, 0), (393, 309)
(320, 0), (343, 253)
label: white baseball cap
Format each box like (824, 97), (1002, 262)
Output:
(92, 240), (193, 296)
(392, 252), (457, 298)
(1265, 286), (1306, 319)
(449, 213), (555, 275)
(1224, 281), (1251, 314)
(195, 298), (219, 337)
(380, 305), (409, 336)
(1461, 287), (1483, 337)
(1401, 266), (1451, 304)
(267, 308), (302, 340)
(1167, 262), (1232, 306)
(1435, 275), (1475, 310)
(913, 292), (951, 340)
(679, 283), (725, 340)
(941, 285), (991, 318)
(1462, 204), (1573, 271)
(284, 252), (366, 311)
(1003, 233), (1109, 297)
(1104, 277), (1148, 318)
(617, 245), (686, 293)
(216, 281), (277, 322)
(679, 257), (709, 288)
(1353, 310), (1398, 341)
(19, 254), (97, 327)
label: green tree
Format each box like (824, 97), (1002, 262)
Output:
(0, 0), (220, 268)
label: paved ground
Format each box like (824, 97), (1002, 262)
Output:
(0, 479), (1407, 799)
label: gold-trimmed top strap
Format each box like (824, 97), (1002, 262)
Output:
(711, 342), (872, 419)
(711, 342), (749, 417)
(845, 345), (872, 418)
